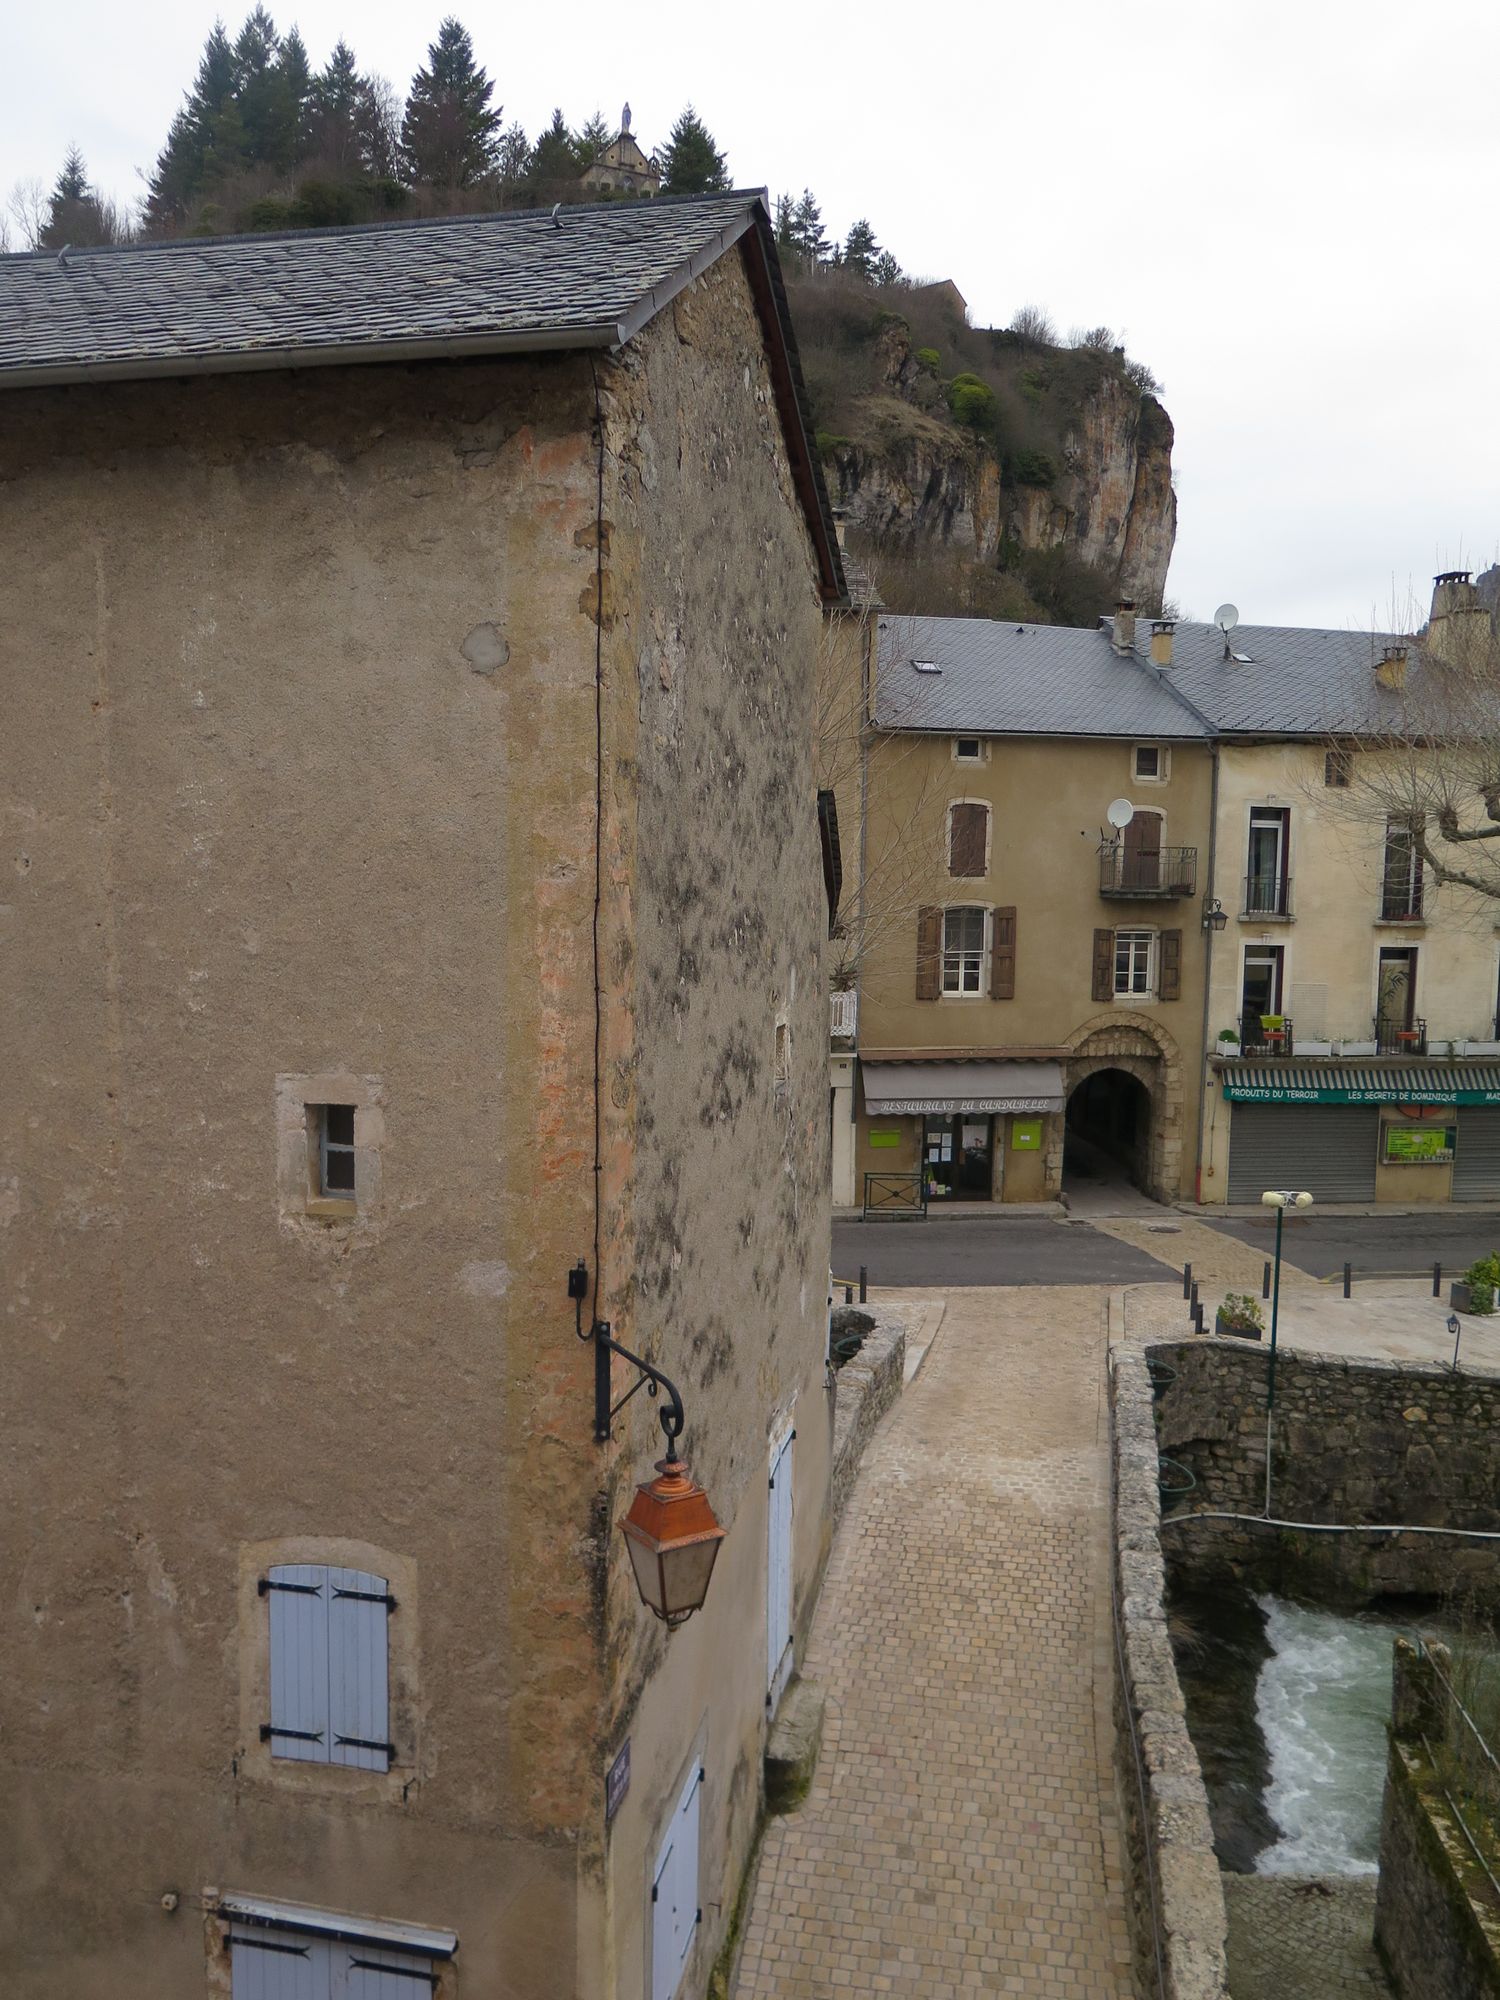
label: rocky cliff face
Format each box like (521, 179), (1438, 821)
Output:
(815, 315), (1177, 612)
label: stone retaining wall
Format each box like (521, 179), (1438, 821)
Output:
(1153, 1338), (1500, 1608)
(1110, 1344), (1230, 2000)
(1374, 1638), (1500, 1999)
(830, 1307), (907, 1528)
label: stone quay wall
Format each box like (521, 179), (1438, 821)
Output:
(1374, 1637), (1500, 1999)
(1110, 1344), (1231, 2000)
(1152, 1337), (1500, 1608)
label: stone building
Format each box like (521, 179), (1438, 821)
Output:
(580, 104), (662, 199)
(0, 194), (845, 1998)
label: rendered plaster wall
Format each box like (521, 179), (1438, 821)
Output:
(588, 247), (835, 2000)
(0, 355), (607, 1996)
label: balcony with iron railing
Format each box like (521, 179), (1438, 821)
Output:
(1375, 1013), (1427, 1057)
(830, 989), (858, 1041)
(1241, 873), (1293, 919)
(1097, 841), (1198, 899)
(1239, 1012), (1294, 1055)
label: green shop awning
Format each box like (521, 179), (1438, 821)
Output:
(1220, 1063), (1500, 1106)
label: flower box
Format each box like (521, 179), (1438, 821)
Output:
(1293, 1040), (1332, 1057)
(1215, 1309), (1262, 1340)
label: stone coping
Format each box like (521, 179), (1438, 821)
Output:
(1109, 1340), (1231, 2000)
(830, 1306), (907, 1529)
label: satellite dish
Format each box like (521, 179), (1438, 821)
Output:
(1214, 602), (1240, 633)
(1106, 797), (1135, 830)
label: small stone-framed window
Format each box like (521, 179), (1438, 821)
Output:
(953, 736), (986, 763)
(276, 1073), (383, 1228)
(1133, 744), (1169, 784)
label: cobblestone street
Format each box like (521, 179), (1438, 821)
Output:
(735, 1287), (1133, 1999)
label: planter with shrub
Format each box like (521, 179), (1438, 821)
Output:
(1453, 1254), (1500, 1316)
(1215, 1292), (1264, 1340)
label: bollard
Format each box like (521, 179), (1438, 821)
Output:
(1183, 1261), (1193, 1300)
(845, 1285), (853, 1305)
(859, 1265), (867, 1305)
(1192, 1300), (1204, 1334)
(1263, 1260), (1272, 1301)
(1343, 1261), (1352, 1300)
(1190, 1281), (1200, 1310)
(1433, 1261), (1442, 1299)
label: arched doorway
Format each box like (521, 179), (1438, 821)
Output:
(1064, 1068), (1153, 1198)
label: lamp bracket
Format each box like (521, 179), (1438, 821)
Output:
(589, 1319), (686, 1449)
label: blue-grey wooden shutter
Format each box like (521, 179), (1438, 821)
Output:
(228, 1924), (330, 1998)
(343, 1944), (441, 1994)
(651, 1765), (702, 2000)
(265, 1565), (330, 1763)
(327, 1567), (393, 1772)
(766, 1435), (794, 1704)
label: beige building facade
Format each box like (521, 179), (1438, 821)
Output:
(834, 592), (1500, 1212)
(831, 608), (1215, 1208)
(1, 198), (845, 1999)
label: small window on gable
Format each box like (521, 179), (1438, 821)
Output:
(262, 1563), (395, 1772)
(1325, 748), (1352, 788)
(1133, 744), (1168, 783)
(954, 736), (983, 763)
(314, 1104), (356, 1199)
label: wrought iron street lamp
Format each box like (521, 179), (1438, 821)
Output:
(572, 1260), (725, 1627)
(1260, 1189), (1312, 1515)
(1202, 895), (1229, 933)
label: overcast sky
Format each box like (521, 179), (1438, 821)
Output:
(5, 0), (1497, 629)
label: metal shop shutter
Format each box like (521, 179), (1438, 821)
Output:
(1454, 1107), (1500, 1201)
(1227, 1102), (1378, 1203)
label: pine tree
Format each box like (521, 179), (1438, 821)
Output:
(843, 218), (879, 278)
(870, 249), (903, 288)
(400, 18), (502, 190)
(39, 146), (113, 249)
(146, 21), (239, 227)
(308, 40), (365, 167)
(576, 111), (612, 169)
(496, 122), (530, 186)
(659, 106), (728, 195)
(774, 191), (795, 257)
(790, 189), (827, 263)
(527, 108), (580, 186)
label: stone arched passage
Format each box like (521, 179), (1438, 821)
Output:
(1053, 1014), (1186, 1202)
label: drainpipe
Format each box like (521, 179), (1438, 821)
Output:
(1193, 743), (1221, 1204)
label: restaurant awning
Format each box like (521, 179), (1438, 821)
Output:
(1220, 1063), (1500, 1105)
(862, 1060), (1065, 1116)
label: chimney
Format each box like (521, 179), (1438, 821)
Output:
(1149, 619), (1175, 667)
(1375, 643), (1408, 692)
(1427, 569), (1492, 669)
(1111, 600), (1137, 655)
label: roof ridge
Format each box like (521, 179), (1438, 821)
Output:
(1, 187), (768, 266)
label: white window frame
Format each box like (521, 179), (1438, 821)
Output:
(315, 1103), (357, 1199)
(952, 735), (987, 764)
(940, 905), (990, 997)
(1133, 743), (1169, 784)
(1113, 927), (1157, 999)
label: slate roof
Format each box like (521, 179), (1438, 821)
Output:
(874, 614), (1211, 739)
(874, 613), (1429, 741)
(0, 194), (764, 388)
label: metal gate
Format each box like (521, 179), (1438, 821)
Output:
(1454, 1107), (1500, 1201)
(1227, 1102), (1378, 1203)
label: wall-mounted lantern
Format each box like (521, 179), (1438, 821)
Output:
(1202, 896), (1229, 933)
(571, 1261), (725, 1627)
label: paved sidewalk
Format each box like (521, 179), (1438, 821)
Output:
(735, 1289), (1134, 2000)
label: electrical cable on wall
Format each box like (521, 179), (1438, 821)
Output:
(588, 355), (607, 1336)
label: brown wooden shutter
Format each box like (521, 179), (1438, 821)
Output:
(1159, 929), (1182, 1001)
(916, 906), (942, 1000)
(948, 803), (988, 878)
(990, 907), (1016, 1000)
(1092, 928), (1115, 1003)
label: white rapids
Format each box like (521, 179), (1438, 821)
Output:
(1253, 1595), (1395, 1876)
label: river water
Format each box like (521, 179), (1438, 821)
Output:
(1253, 1596), (1396, 1876)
